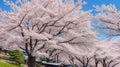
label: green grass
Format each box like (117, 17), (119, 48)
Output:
(0, 62), (24, 67)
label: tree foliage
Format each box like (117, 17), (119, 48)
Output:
(0, 0), (97, 67)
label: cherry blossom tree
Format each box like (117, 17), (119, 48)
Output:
(93, 4), (120, 67)
(0, 0), (97, 67)
(93, 40), (120, 67)
(94, 4), (120, 38)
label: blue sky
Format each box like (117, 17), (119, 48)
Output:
(0, 0), (10, 11)
(82, 0), (120, 10)
(0, 0), (120, 40)
(1, 0), (120, 11)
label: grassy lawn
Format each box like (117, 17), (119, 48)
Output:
(0, 54), (25, 67)
(0, 62), (24, 67)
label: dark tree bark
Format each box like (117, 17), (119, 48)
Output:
(100, 57), (119, 67)
(75, 56), (92, 67)
(93, 55), (100, 67)
(27, 55), (36, 67)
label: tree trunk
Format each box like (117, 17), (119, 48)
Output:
(27, 55), (36, 67)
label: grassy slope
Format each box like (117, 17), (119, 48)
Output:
(0, 62), (23, 67)
(0, 54), (10, 60)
